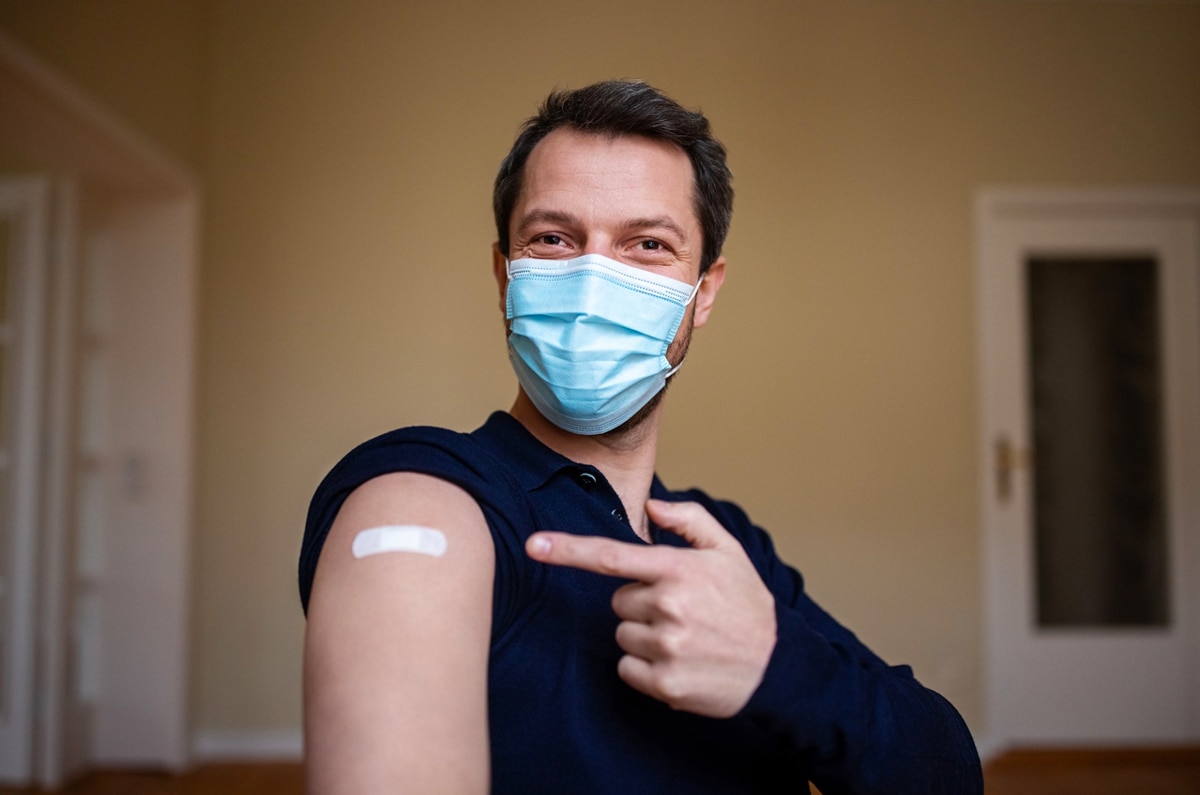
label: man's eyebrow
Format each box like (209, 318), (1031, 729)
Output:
(514, 210), (689, 242)
(514, 209), (581, 232)
(620, 216), (687, 241)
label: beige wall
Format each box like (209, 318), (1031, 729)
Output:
(0, 0), (209, 170)
(3, 0), (1199, 744)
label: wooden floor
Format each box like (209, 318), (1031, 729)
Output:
(982, 747), (1200, 795)
(1, 748), (1198, 793)
(0, 764), (304, 795)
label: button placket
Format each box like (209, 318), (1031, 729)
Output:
(570, 467), (633, 532)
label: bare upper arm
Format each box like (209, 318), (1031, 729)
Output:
(304, 472), (495, 794)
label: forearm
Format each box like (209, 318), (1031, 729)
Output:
(740, 602), (982, 795)
(304, 674), (490, 795)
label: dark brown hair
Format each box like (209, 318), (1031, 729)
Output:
(493, 80), (733, 273)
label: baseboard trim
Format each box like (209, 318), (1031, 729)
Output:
(191, 729), (303, 761)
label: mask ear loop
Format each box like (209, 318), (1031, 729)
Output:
(665, 274), (706, 379)
(684, 273), (706, 306)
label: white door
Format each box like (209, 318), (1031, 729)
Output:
(977, 189), (1200, 748)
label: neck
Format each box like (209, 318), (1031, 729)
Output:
(509, 391), (661, 541)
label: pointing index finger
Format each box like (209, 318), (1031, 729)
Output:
(526, 532), (669, 582)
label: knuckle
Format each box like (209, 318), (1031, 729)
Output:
(656, 590), (686, 621)
(595, 545), (625, 576)
(654, 668), (689, 707)
(657, 626), (686, 659)
(658, 553), (684, 579)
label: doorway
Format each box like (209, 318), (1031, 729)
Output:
(976, 189), (1200, 750)
(0, 33), (198, 787)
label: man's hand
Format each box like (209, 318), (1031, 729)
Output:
(526, 498), (777, 718)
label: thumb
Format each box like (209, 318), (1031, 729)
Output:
(645, 499), (732, 551)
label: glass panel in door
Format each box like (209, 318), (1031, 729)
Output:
(1025, 256), (1169, 628)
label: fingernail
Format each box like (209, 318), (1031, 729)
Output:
(528, 535), (551, 555)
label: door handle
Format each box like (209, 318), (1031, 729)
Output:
(994, 434), (1032, 503)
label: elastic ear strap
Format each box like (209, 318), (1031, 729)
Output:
(665, 276), (706, 381)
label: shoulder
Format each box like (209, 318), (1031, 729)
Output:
(313, 422), (523, 523)
(318, 425), (495, 498)
(310, 471), (495, 613)
(300, 423), (519, 611)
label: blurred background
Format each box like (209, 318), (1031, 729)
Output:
(0, 0), (1198, 787)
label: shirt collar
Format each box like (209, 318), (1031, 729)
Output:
(472, 411), (587, 491)
(473, 410), (673, 500)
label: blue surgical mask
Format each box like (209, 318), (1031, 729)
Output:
(505, 253), (703, 435)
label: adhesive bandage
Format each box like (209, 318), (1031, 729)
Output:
(352, 525), (447, 559)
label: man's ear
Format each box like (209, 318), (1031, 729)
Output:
(492, 243), (508, 314)
(692, 256), (726, 329)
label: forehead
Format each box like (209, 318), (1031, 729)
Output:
(515, 128), (698, 229)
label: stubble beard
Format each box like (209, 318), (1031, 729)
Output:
(599, 307), (695, 441)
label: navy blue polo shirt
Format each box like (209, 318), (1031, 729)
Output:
(300, 412), (982, 794)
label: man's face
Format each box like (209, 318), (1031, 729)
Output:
(495, 127), (726, 435)
(503, 128), (710, 365)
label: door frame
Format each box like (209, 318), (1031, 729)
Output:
(0, 31), (198, 786)
(975, 188), (1200, 753)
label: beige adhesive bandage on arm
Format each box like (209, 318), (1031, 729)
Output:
(352, 525), (448, 559)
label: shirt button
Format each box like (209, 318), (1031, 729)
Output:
(610, 508), (627, 523)
(578, 472), (598, 490)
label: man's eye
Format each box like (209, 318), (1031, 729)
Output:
(538, 234), (563, 246)
(640, 240), (663, 251)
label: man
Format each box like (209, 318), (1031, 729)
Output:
(300, 80), (982, 794)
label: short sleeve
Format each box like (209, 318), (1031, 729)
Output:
(298, 426), (535, 638)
